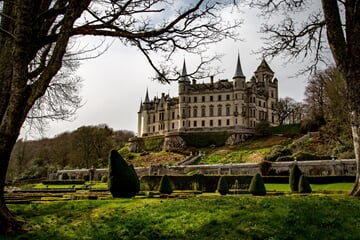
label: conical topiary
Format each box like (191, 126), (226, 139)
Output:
(108, 150), (139, 198)
(298, 175), (312, 193)
(130, 164), (140, 193)
(249, 173), (266, 196)
(159, 175), (173, 194)
(217, 176), (229, 195)
(289, 164), (302, 192)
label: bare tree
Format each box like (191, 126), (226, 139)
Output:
(250, 0), (360, 196)
(304, 67), (332, 122)
(0, 0), (240, 232)
(277, 97), (295, 125)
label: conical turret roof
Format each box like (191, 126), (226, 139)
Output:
(233, 53), (245, 78)
(144, 88), (150, 103)
(180, 59), (190, 82)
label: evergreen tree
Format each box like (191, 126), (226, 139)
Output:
(249, 173), (266, 196)
(289, 164), (302, 192)
(108, 150), (139, 198)
(217, 176), (229, 195)
(159, 175), (173, 194)
(298, 175), (312, 193)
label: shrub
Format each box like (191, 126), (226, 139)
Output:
(101, 175), (108, 183)
(249, 173), (266, 196)
(289, 164), (302, 192)
(265, 146), (292, 162)
(298, 175), (312, 193)
(159, 175), (173, 194)
(259, 161), (272, 176)
(108, 150), (139, 198)
(255, 121), (271, 136)
(217, 176), (229, 195)
(292, 151), (331, 161)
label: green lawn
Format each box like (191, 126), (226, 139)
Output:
(265, 182), (353, 193)
(5, 194), (360, 240)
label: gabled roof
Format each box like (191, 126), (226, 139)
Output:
(233, 53), (245, 78)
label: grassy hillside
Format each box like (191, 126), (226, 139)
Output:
(122, 123), (354, 166)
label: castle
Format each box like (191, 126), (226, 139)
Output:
(137, 55), (279, 142)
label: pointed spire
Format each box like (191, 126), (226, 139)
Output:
(233, 53), (245, 78)
(144, 88), (150, 103)
(139, 99), (143, 112)
(180, 59), (190, 82)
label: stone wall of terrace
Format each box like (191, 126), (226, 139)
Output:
(54, 159), (356, 180)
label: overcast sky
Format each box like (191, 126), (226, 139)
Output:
(22, 2), (326, 140)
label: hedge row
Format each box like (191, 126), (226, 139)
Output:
(140, 175), (355, 192)
(42, 180), (85, 185)
(140, 175), (253, 192)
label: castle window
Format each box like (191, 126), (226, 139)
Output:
(153, 115), (156, 123)
(172, 111), (175, 120)
(226, 94), (230, 100)
(202, 120), (205, 127)
(271, 91), (274, 98)
(271, 102), (274, 109)
(193, 107), (198, 117)
(263, 102), (266, 108)
(210, 120), (213, 127)
(218, 95), (222, 101)
(193, 121), (197, 127)
(159, 112), (163, 121)
(210, 105), (214, 117)
(202, 96), (205, 102)
(258, 101), (261, 107)
(194, 96), (197, 102)
(210, 96), (213, 101)
(235, 93), (237, 99)
(226, 119), (230, 125)
(172, 123), (175, 129)
(226, 105), (230, 116)
(201, 106), (206, 117)
(218, 119), (222, 126)
(218, 105), (222, 116)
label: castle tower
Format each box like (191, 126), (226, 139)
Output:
(138, 89), (151, 137)
(254, 58), (274, 83)
(232, 54), (246, 127)
(178, 59), (190, 130)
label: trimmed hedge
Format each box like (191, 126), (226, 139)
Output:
(139, 175), (355, 192)
(108, 150), (139, 198)
(217, 176), (229, 195)
(180, 132), (233, 148)
(289, 164), (302, 192)
(159, 175), (173, 194)
(299, 175), (312, 193)
(249, 173), (266, 196)
(42, 180), (85, 185)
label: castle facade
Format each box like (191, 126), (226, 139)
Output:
(137, 55), (279, 138)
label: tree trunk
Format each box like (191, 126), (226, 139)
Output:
(350, 111), (360, 196)
(0, 134), (23, 234)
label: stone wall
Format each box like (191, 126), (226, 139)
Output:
(54, 159), (356, 180)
